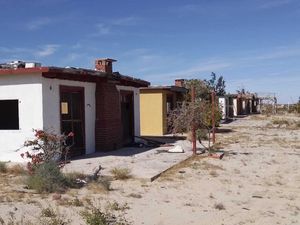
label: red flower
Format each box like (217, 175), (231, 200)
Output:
(35, 130), (45, 138)
(68, 132), (74, 137)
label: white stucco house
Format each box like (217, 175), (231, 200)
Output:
(0, 59), (149, 162)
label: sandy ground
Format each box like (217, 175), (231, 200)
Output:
(0, 114), (299, 225)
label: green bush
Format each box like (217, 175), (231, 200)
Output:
(0, 161), (7, 173)
(27, 161), (68, 193)
(81, 208), (109, 225)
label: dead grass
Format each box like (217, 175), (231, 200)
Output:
(272, 118), (290, 126)
(251, 115), (267, 120)
(200, 160), (224, 171)
(267, 117), (300, 130)
(107, 201), (130, 211)
(110, 167), (132, 180)
(86, 179), (111, 193)
(7, 164), (27, 175)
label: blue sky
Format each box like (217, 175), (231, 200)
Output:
(0, 0), (299, 103)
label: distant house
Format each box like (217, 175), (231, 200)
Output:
(218, 93), (260, 120)
(140, 79), (187, 136)
(0, 59), (149, 161)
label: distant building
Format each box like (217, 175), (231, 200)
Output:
(218, 93), (260, 120)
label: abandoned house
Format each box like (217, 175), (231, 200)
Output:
(140, 79), (187, 136)
(218, 93), (260, 120)
(0, 59), (149, 162)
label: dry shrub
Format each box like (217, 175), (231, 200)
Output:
(81, 206), (130, 225)
(7, 164), (27, 175)
(87, 179), (111, 193)
(110, 167), (132, 180)
(27, 162), (69, 193)
(39, 206), (70, 225)
(107, 201), (129, 211)
(65, 172), (86, 180)
(41, 207), (56, 218)
(272, 118), (290, 126)
(0, 162), (7, 173)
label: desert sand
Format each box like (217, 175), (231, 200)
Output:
(0, 114), (299, 225)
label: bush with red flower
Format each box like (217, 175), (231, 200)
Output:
(22, 129), (73, 172)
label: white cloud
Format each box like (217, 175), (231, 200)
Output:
(0, 44), (60, 59)
(95, 23), (110, 35)
(35, 44), (59, 57)
(144, 59), (232, 83)
(258, 0), (295, 9)
(111, 16), (139, 26)
(25, 17), (53, 30)
(90, 16), (140, 37)
(252, 46), (300, 60)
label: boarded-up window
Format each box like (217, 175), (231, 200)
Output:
(0, 100), (19, 130)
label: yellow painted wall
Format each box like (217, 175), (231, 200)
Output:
(162, 91), (167, 135)
(140, 90), (164, 136)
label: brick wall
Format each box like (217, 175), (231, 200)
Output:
(95, 81), (122, 151)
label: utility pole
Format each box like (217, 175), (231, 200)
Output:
(211, 91), (216, 144)
(191, 86), (196, 155)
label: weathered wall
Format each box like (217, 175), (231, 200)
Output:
(42, 78), (96, 154)
(0, 74), (43, 162)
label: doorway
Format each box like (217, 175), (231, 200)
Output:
(60, 86), (85, 157)
(120, 90), (134, 146)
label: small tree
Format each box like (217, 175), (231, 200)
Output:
(168, 78), (223, 152)
(168, 100), (221, 151)
(184, 79), (210, 101)
(204, 72), (226, 96)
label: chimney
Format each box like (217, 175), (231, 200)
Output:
(95, 58), (117, 74)
(175, 79), (185, 87)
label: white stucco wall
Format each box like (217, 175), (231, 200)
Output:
(116, 85), (141, 138)
(0, 74), (43, 162)
(233, 98), (238, 116)
(42, 78), (96, 154)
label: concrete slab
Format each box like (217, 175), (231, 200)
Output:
(63, 139), (205, 181)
